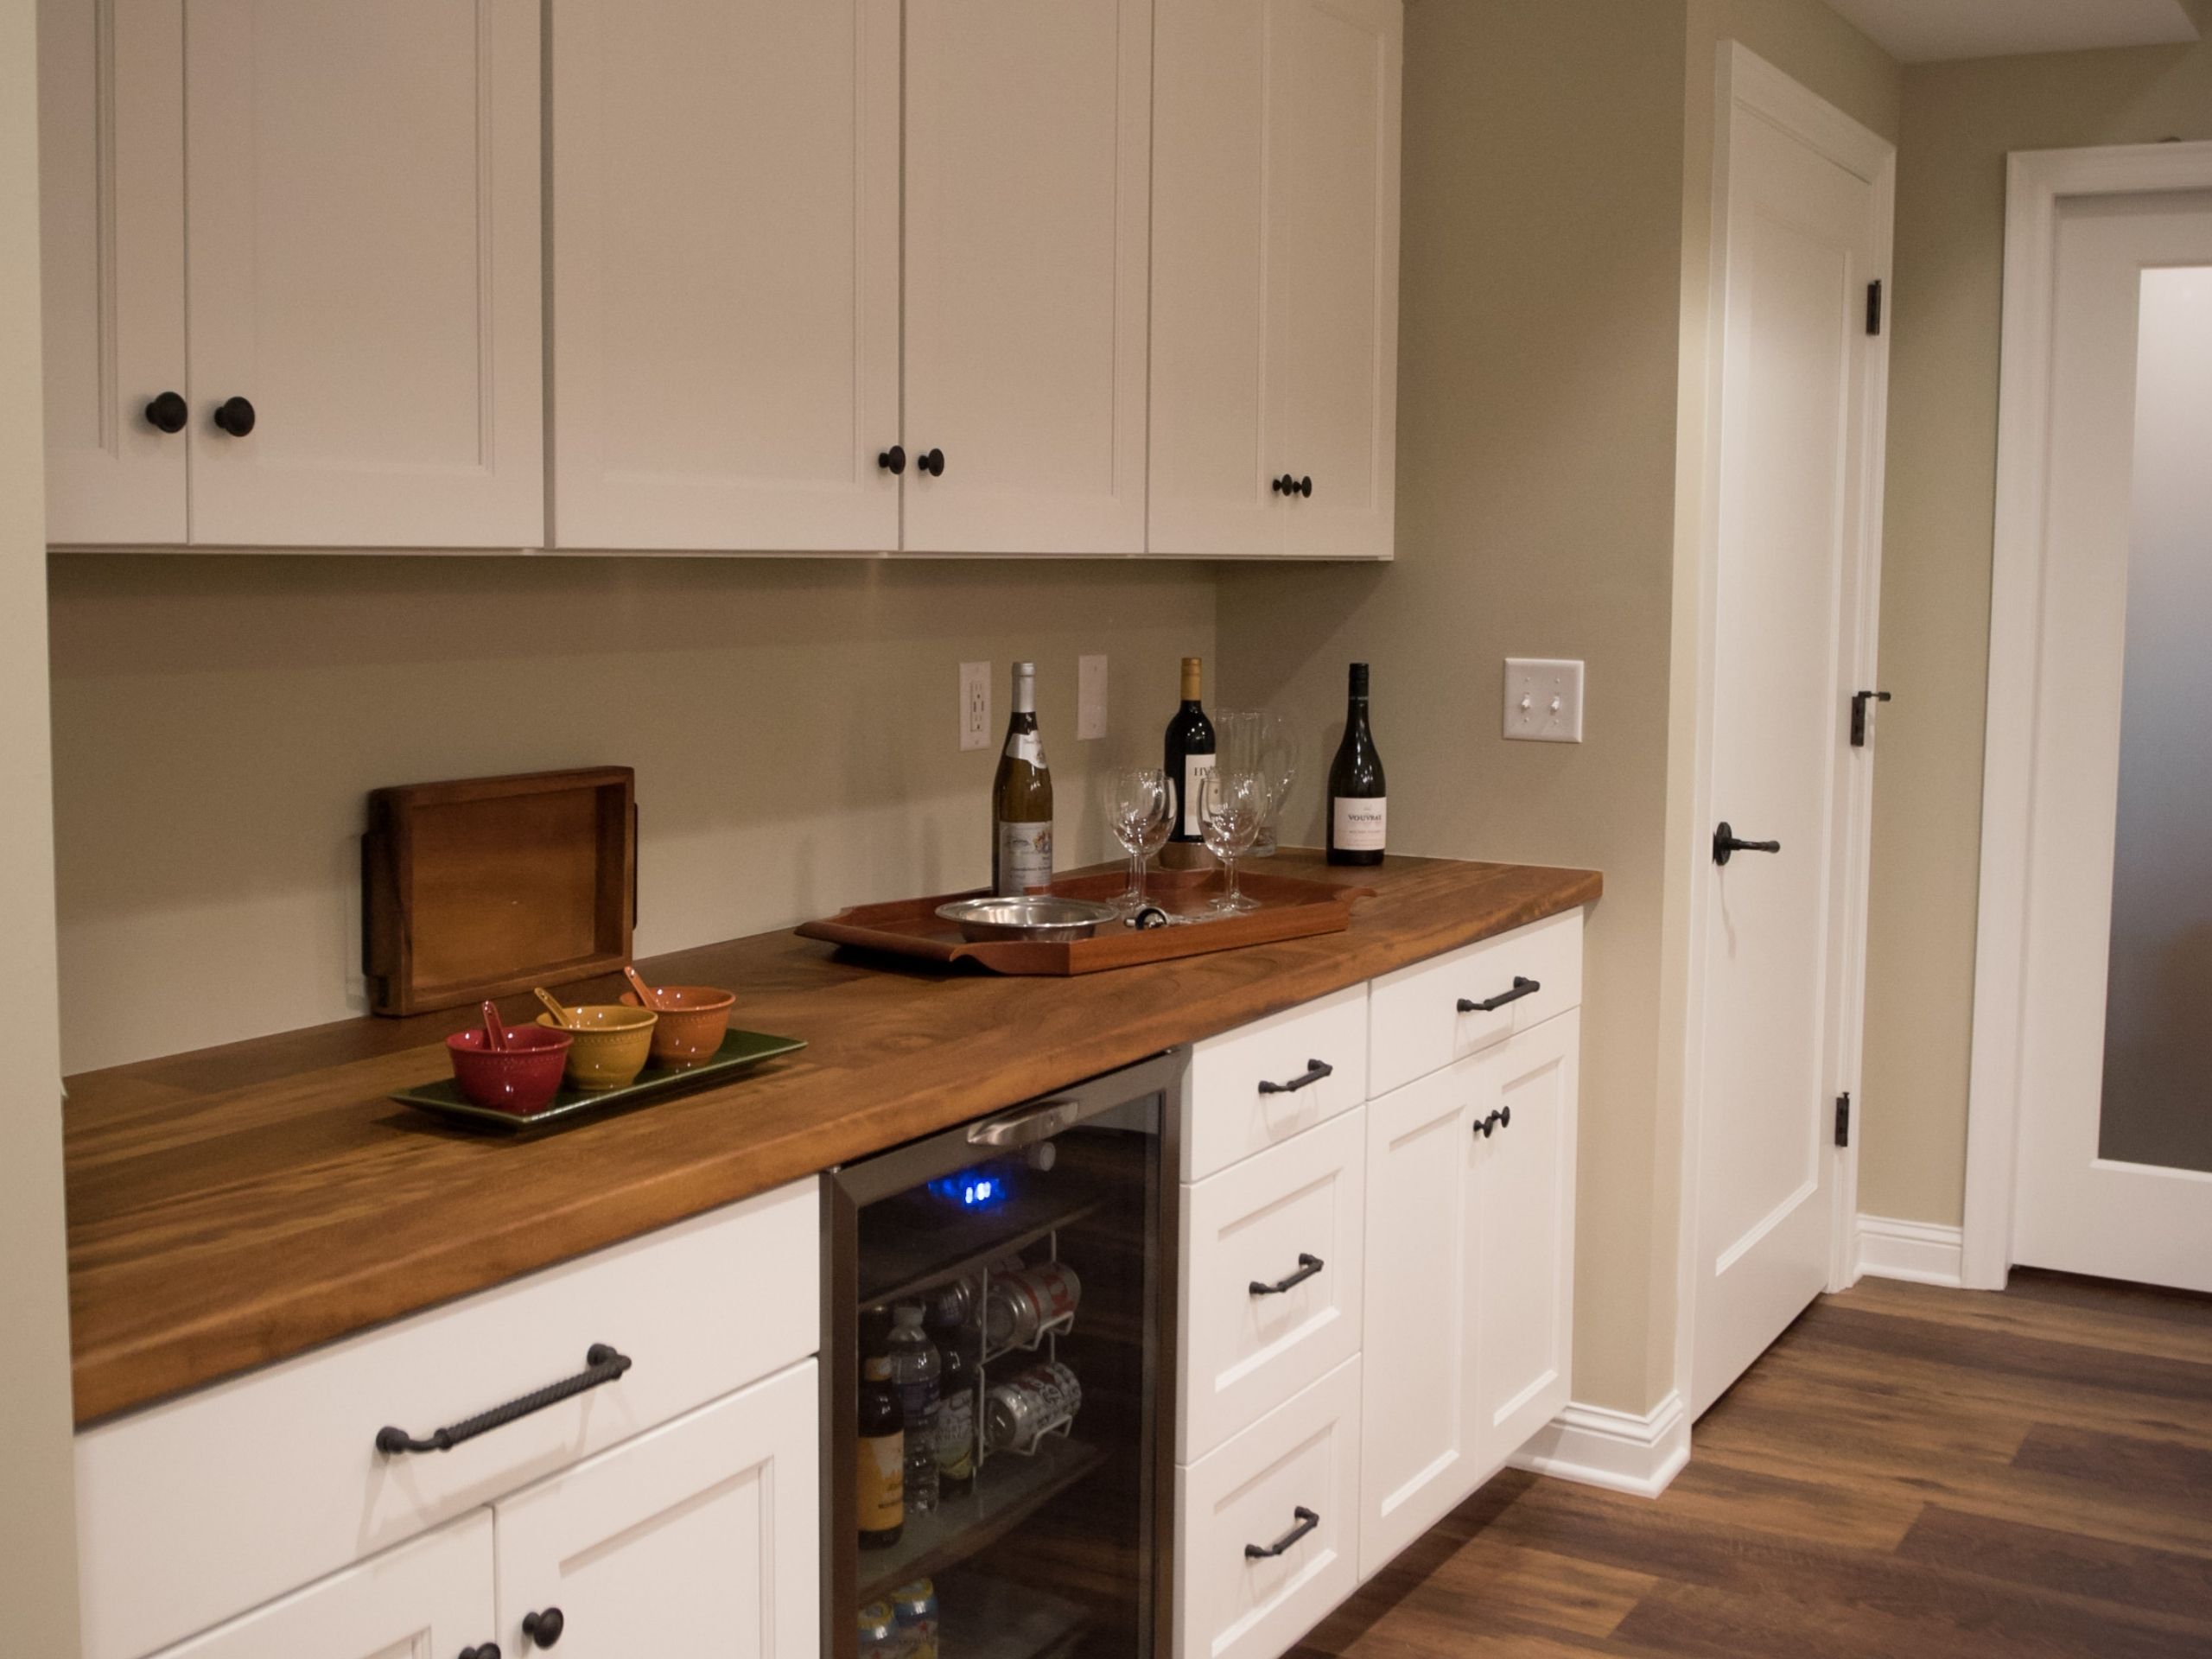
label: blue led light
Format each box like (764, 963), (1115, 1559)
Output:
(930, 1170), (1008, 1210)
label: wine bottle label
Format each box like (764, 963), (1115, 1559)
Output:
(1004, 731), (1045, 766)
(857, 1431), (904, 1529)
(995, 819), (1053, 895)
(1333, 797), (1387, 852)
(1180, 753), (1217, 836)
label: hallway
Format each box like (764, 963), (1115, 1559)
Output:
(1300, 1272), (2212, 1656)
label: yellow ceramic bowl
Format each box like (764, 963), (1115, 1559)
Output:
(535, 1004), (658, 1090)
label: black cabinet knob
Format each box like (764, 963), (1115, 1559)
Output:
(1474, 1106), (1511, 1138)
(522, 1608), (564, 1648)
(213, 396), (256, 437)
(918, 447), (944, 477)
(143, 391), (188, 434)
(878, 444), (906, 475)
(1271, 474), (1313, 498)
(460, 1645), (502, 1659)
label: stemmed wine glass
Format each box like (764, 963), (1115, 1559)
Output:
(1198, 766), (1272, 913)
(1104, 767), (1173, 915)
(1250, 713), (1301, 857)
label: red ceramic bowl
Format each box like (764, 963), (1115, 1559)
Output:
(447, 1024), (574, 1115)
(620, 984), (736, 1068)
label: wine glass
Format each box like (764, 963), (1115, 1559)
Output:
(1104, 767), (1173, 914)
(1249, 713), (1301, 857)
(1198, 766), (1272, 913)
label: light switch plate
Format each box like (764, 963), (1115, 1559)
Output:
(960, 662), (991, 752)
(1077, 654), (1108, 741)
(1503, 658), (1585, 742)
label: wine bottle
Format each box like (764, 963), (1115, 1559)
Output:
(1162, 656), (1217, 855)
(1326, 662), (1386, 866)
(992, 661), (1053, 895)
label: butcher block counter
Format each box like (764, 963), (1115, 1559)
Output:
(61, 851), (1599, 1426)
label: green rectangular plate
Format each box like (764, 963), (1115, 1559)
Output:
(391, 1027), (807, 1132)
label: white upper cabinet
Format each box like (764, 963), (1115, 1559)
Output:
(1150, 0), (1401, 559)
(182, 0), (543, 547)
(37, 0), (188, 545)
(550, 0), (901, 551)
(900, 0), (1153, 554)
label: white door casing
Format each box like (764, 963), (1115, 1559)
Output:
(1993, 181), (2212, 1292)
(1681, 44), (1891, 1421)
(901, 0), (1151, 554)
(549, 0), (901, 551)
(183, 0), (543, 547)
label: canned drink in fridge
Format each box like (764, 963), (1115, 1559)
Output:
(890, 1579), (940, 1659)
(983, 1261), (1082, 1350)
(857, 1602), (900, 1657)
(985, 1360), (1082, 1453)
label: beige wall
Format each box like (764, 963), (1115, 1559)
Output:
(48, 556), (1212, 1071)
(1859, 22), (2212, 1227)
(0, 0), (84, 1646)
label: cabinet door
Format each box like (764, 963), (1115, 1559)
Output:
(901, 0), (1151, 554)
(1149, 0), (1399, 560)
(495, 1360), (818, 1657)
(38, 0), (188, 544)
(146, 1511), (493, 1659)
(1470, 1011), (1579, 1472)
(550, 0), (900, 551)
(1271, 0), (1400, 560)
(182, 0), (543, 546)
(1357, 1056), (1478, 1579)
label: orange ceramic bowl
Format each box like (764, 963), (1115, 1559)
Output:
(535, 1004), (658, 1090)
(620, 984), (736, 1069)
(447, 1024), (573, 1115)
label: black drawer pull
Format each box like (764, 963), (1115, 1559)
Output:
(374, 1344), (631, 1455)
(1258, 1058), (1333, 1095)
(1250, 1253), (1325, 1297)
(1475, 1104), (1513, 1139)
(1458, 976), (1539, 1014)
(1246, 1505), (1320, 1559)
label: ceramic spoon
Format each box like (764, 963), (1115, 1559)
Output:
(480, 1000), (508, 1050)
(622, 965), (663, 1011)
(533, 987), (579, 1028)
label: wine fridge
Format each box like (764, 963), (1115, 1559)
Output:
(825, 1052), (1183, 1659)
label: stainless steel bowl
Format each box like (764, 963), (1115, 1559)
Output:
(936, 894), (1122, 943)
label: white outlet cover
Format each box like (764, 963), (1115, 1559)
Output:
(1503, 658), (1585, 743)
(1077, 654), (1108, 741)
(960, 661), (992, 752)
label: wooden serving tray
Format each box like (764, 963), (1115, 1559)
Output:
(797, 866), (1370, 975)
(363, 767), (636, 1016)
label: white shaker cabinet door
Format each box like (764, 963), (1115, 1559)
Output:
(181, 0), (543, 546)
(901, 0), (1152, 554)
(494, 1360), (820, 1659)
(38, 0), (188, 544)
(550, 0), (901, 551)
(1149, 0), (1400, 560)
(143, 1511), (494, 1659)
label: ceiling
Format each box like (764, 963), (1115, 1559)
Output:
(1823, 0), (2200, 62)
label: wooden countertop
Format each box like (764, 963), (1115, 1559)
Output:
(62, 852), (1599, 1426)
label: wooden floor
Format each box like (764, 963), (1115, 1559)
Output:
(1300, 1271), (2212, 1657)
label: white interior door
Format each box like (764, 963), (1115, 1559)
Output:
(2012, 192), (2212, 1292)
(183, 0), (543, 547)
(549, 0), (901, 550)
(901, 0), (1151, 554)
(1690, 52), (1888, 1419)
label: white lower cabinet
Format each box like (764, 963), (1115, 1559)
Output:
(494, 1358), (820, 1658)
(143, 1510), (494, 1659)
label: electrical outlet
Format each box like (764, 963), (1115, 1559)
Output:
(1503, 658), (1585, 742)
(960, 661), (991, 752)
(1077, 654), (1108, 741)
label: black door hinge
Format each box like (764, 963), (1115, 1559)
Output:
(1834, 1091), (1852, 1148)
(1866, 279), (1883, 336)
(1850, 688), (1891, 747)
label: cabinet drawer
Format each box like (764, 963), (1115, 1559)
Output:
(1185, 984), (1368, 1182)
(1368, 910), (1582, 1097)
(77, 1178), (820, 1659)
(1176, 1357), (1362, 1659)
(1178, 1109), (1365, 1463)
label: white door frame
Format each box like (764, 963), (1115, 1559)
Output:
(1673, 41), (1895, 1414)
(1961, 140), (2212, 1291)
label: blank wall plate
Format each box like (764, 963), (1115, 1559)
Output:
(1503, 658), (1585, 742)
(1077, 654), (1108, 741)
(960, 661), (991, 752)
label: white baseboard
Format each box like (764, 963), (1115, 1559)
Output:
(1508, 1390), (1689, 1498)
(1853, 1213), (1965, 1287)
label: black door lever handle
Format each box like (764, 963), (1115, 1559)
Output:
(1850, 689), (1891, 747)
(1712, 822), (1781, 865)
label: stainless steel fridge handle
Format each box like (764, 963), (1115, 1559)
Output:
(966, 1098), (1083, 1147)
